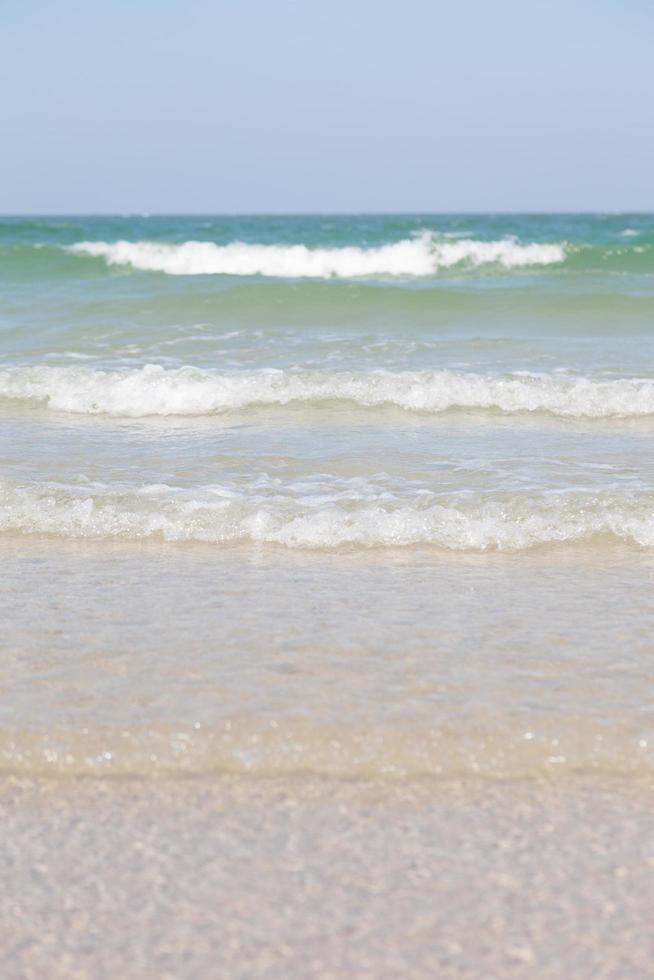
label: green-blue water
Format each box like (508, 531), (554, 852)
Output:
(2, 213), (654, 547)
(3, 214), (654, 373)
(1, 214), (654, 779)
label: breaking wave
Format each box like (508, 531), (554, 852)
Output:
(67, 233), (566, 277)
(2, 364), (654, 419)
(3, 477), (654, 550)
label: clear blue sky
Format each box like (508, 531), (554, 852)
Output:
(2, 0), (652, 213)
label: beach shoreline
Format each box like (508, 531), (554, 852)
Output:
(4, 212), (654, 976)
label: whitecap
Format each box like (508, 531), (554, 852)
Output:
(1, 364), (653, 419)
(1, 477), (654, 551)
(66, 233), (566, 278)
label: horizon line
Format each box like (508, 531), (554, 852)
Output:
(2, 209), (654, 219)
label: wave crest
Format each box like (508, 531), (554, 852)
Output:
(2, 478), (654, 550)
(2, 365), (654, 419)
(67, 234), (566, 277)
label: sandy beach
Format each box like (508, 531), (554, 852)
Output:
(0, 775), (652, 978)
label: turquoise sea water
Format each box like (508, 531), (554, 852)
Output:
(4, 215), (654, 374)
(1, 214), (654, 779)
(3, 214), (654, 548)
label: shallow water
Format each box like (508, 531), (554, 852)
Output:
(1, 214), (654, 780)
(1, 538), (653, 779)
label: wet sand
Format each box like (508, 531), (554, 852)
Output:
(1, 776), (653, 978)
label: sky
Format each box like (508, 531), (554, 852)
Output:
(1, 0), (653, 213)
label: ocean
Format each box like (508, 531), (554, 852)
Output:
(1, 213), (654, 782)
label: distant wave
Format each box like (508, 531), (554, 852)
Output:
(66, 233), (566, 277)
(2, 364), (654, 419)
(2, 477), (654, 550)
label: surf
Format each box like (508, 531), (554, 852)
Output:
(3, 476), (654, 550)
(66, 233), (567, 277)
(3, 364), (654, 418)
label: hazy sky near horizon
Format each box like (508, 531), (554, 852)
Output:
(2, 0), (653, 213)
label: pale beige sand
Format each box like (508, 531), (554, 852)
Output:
(0, 776), (653, 979)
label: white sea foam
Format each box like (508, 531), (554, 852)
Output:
(67, 234), (566, 277)
(1, 364), (654, 419)
(1, 477), (654, 550)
